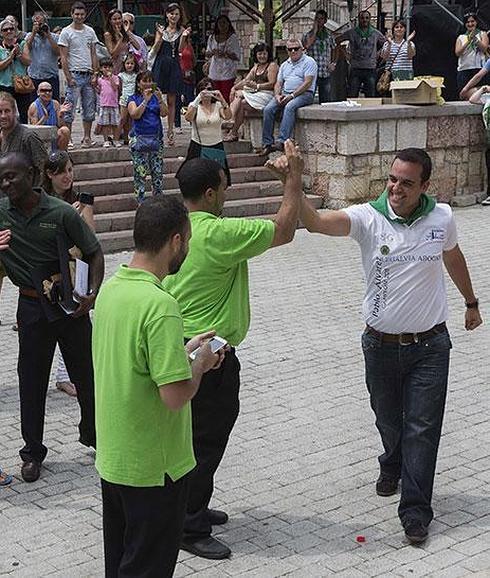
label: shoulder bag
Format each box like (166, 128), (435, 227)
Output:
(376, 40), (405, 94)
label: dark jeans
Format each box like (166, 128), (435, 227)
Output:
(361, 327), (451, 527)
(317, 76), (332, 104)
(32, 75), (61, 102)
(17, 295), (96, 463)
(184, 349), (240, 539)
(348, 68), (376, 98)
(102, 475), (189, 578)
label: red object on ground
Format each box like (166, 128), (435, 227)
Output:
(356, 535), (366, 543)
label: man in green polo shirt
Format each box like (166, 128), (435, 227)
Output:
(163, 139), (304, 559)
(92, 196), (224, 577)
(0, 152), (104, 483)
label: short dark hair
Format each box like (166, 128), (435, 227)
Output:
(71, 2), (87, 13)
(43, 150), (73, 195)
(252, 42), (273, 64)
(463, 11), (478, 24)
(135, 70), (154, 94)
(391, 19), (406, 34)
(315, 9), (328, 18)
(196, 76), (213, 93)
(99, 57), (113, 68)
(393, 148), (432, 182)
(177, 158), (223, 201)
(133, 196), (189, 254)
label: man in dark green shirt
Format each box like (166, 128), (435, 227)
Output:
(0, 152), (104, 483)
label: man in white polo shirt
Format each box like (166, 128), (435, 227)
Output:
(299, 148), (482, 544)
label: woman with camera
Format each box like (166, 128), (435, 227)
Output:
(43, 150), (95, 397)
(127, 70), (168, 203)
(180, 77), (232, 186)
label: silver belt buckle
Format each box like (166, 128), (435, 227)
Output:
(399, 332), (418, 346)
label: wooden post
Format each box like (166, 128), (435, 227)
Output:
(263, 0), (274, 49)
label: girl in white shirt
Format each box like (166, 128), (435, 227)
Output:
(455, 13), (489, 92)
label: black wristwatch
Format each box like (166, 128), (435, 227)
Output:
(465, 299), (479, 309)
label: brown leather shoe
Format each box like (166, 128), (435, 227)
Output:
(21, 461), (41, 483)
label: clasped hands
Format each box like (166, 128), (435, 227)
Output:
(264, 139), (304, 182)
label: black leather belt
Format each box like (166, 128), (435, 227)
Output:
(19, 287), (39, 299)
(71, 70), (92, 75)
(366, 322), (446, 345)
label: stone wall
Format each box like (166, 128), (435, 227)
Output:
(290, 102), (486, 208)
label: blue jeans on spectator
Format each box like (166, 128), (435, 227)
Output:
(361, 327), (451, 528)
(63, 71), (96, 125)
(317, 77), (331, 104)
(262, 91), (314, 146)
(349, 68), (376, 97)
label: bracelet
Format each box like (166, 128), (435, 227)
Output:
(465, 299), (479, 308)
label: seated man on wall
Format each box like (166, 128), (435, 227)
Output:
(28, 82), (72, 151)
(261, 38), (317, 155)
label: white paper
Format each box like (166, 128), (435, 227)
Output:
(74, 259), (89, 298)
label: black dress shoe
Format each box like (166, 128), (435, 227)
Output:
(261, 145), (273, 155)
(271, 142), (284, 152)
(376, 475), (399, 496)
(21, 461), (41, 483)
(181, 536), (231, 560)
(207, 508), (229, 525)
(404, 520), (428, 544)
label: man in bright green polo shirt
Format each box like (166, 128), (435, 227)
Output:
(164, 139), (304, 560)
(92, 196), (224, 577)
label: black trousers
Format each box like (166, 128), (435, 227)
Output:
(184, 349), (240, 538)
(17, 295), (96, 463)
(102, 476), (189, 578)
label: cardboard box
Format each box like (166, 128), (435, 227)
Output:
(390, 78), (443, 105)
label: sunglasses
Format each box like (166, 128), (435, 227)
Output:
(39, 88), (52, 93)
(2, 27), (15, 32)
(123, 20), (134, 25)
(287, 46), (301, 52)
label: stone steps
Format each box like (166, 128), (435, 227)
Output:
(73, 152), (267, 181)
(97, 194), (323, 253)
(75, 165), (275, 197)
(93, 180), (285, 215)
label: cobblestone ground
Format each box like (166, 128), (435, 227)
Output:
(0, 206), (489, 577)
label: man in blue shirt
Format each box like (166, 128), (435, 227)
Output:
(261, 38), (317, 154)
(26, 12), (61, 102)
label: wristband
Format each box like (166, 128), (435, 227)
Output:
(465, 299), (479, 308)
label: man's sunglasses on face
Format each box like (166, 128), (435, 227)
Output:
(287, 46), (301, 52)
(2, 27), (14, 32)
(39, 88), (52, 93)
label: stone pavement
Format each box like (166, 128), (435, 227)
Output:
(0, 205), (489, 577)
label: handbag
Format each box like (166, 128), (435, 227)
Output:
(200, 146), (226, 166)
(376, 69), (392, 94)
(376, 40), (406, 94)
(129, 134), (161, 153)
(13, 74), (35, 94)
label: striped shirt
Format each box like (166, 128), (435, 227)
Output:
(383, 40), (414, 73)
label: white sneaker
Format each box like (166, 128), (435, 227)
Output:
(481, 195), (490, 205)
(175, 127), (183, 134)
(114, 141), (123, 148)
(67, 141), (74, 149)
(103, 141), (111, 148)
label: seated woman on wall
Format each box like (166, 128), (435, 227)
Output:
(180, 77), (232, 186)
(224, 42), (278, 142)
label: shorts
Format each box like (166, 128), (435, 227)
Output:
(98, 106), (120, 126)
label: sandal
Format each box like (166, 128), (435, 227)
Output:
(0, 469), (12, 486)
(223, 133), (238, 142)
(167, 131), (175, 146)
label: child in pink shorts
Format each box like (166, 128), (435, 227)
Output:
(97, 58), (121, 147)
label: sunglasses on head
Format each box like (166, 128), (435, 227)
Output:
(287, 46), (301, 52)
